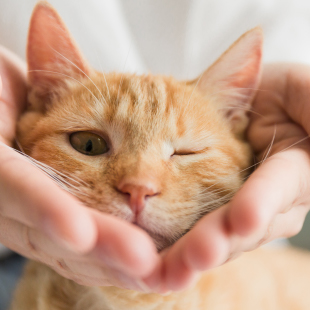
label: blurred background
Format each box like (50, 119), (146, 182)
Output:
(290, 214), (310, 249)
(1, 0), (310, 309)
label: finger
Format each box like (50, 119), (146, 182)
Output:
(92, 210), (160, 279)
(228, 204), (309, 256)
(0, 46), (26, 109)
(0, 146), (160, 278)
(0, 145), (97, 253)
(22, 208), (160, 277)
(271, 63), (310, 138)
(55, 259), (151, 290)
(227, 148), (310, 237)
(0, 215), (148, 290)
(158, 148), (310, 292)
(0, 46), (27, 144)
(0, 214), (54, 265)
(52, 259), (119, 287)
(157, 207), (230, 292)
(50, 265), (114, 287)
(0, 211), (158, 290)
(258, 205), (309, 246)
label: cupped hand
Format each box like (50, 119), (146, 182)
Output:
(146, 63), (310, 292)
(0, 46), (159, 290)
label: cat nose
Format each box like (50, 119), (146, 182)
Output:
(117, 179), (160, 215)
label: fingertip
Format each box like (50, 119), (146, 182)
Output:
(183, 224), (229, 271)
(227, 177), (276, 237)
(163, 242), (197, 291)
(95, 215), (159, 278)
(126, 227), (160, 277)
(42, 204), (97, 254)
(227, 198), (266, 236)
(65, 206), (98, 253)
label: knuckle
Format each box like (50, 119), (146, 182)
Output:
(22, 226), (38, 257)
(257, 221), (274, 246)
(225, 252), (241, 264)
(22, 226), (51, 264)
(285, 221), (303, 238)
(55, 258), (71, 273)
(242, 204), (267, 233)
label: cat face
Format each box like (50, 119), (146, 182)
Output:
(17, 2), (263, 250)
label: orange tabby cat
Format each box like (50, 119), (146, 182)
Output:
(10, 2), (310, 310)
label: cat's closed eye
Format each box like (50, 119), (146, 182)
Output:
(171, 150), (197, 157)
(69, 132), (109, 156)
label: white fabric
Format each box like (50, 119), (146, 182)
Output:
(1, 0), (310, 78)
(1, 0), (309, 256)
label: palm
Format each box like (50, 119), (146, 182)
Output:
(249, 63), (310, 158)
(150, 63), (310, 293)
(0, 46), (159, 290)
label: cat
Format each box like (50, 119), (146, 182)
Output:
(10, 2), (310, 310)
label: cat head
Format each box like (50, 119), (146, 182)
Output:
(17, 2), (263, 250)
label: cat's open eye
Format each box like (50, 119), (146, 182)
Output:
(69, 132), (109, 156)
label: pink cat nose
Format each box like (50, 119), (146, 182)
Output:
(117, 180), (160, 215)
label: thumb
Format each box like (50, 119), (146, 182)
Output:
(227, 148), (310, 236)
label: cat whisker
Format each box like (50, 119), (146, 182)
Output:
(197, 133), (310, 204)
(116, 44), (132, 104)
(17, 142), (88, 187)
(0, 141), (90, 198)
(28, 70), (102, 106)
(102, 72), (111, 101)
(210, 87), (270, 98)
(193, 185), (238, 204)
(182, 73), (204, 114)
(116, 74), (125, 104)
(220, 105), (264, 118)
(273, 135), (310, 154)
(261, 125), (277, 164)
(200, 193), (234, 212)
(195, 189), (237, 214)
(21, 156), (90, 197)
(196, 185), (237, 200)
(93, 50), (112, 102)
(51, 48), (108, 105)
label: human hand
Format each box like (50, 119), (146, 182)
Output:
(144, 63), (310, 293)
(0, 46), (159, 290)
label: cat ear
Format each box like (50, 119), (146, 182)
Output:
(27, 1), (91, 108)
(196, 27), (263, 136)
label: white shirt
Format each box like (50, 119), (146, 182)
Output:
(0, 0), (309, 257)
(1, 0), (310, 77)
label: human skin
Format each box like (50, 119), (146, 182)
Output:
(153, 63), (310, 292)
(0, 46), (159, 290)
(0, 47), (309, 292)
